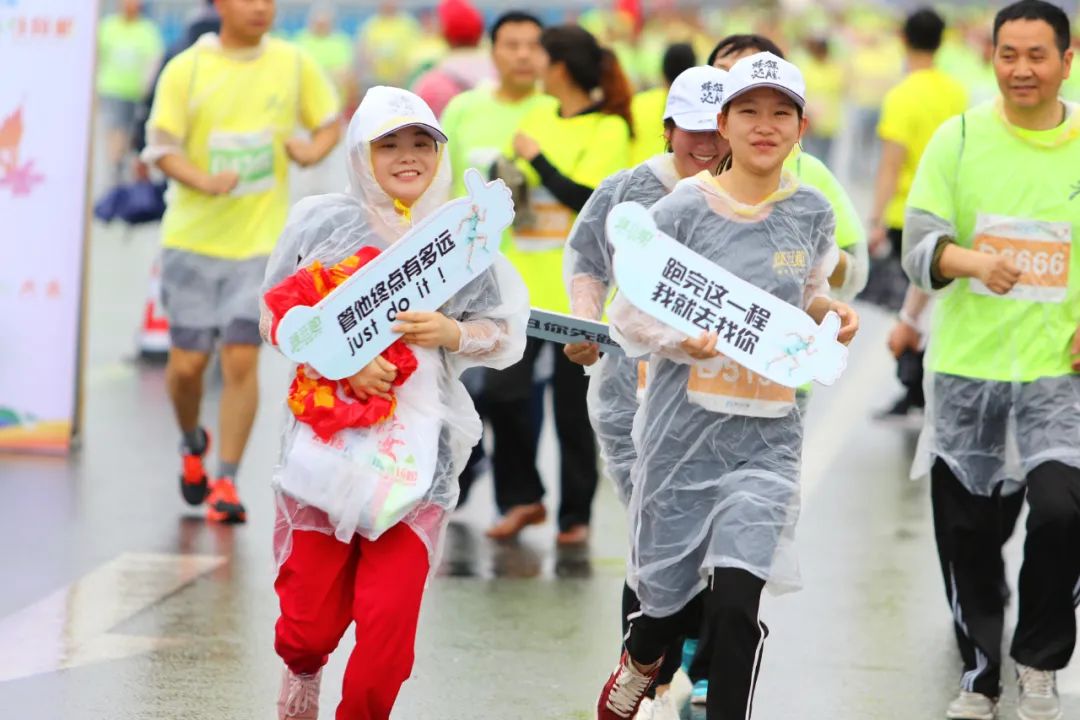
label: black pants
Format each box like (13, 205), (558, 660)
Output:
(621, 582), (686, 696)
(932, 460), (1080, 697)
(859, 226), (910, 312)
(627, 568), (767, 719)
(485, 338), (598, 531)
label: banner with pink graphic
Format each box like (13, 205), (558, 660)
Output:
(0, 0), (98, 453)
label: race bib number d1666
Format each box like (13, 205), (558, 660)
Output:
(971, 214), (1071, 303)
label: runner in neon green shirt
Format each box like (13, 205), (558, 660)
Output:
(902, 4), (1080, 717)
(439, 13), (555, 200)
(97, 0), (164, 174)
(294, 4), (355, 108)
(484, 24), (632, 546)
(144, 0), (341, 526)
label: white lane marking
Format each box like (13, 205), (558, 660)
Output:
(0, 552), (225, 682)
(800, 310), (894, 504)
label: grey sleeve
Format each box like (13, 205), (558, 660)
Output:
(902, 208), (956, 292)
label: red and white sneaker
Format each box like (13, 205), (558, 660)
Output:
(277, 667), (321, 720)
(206, 477), (246, 524)
(597, 651), (662, 720)
(179, 428), (211, 506)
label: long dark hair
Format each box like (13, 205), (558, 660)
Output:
(540, 25), (634, 136)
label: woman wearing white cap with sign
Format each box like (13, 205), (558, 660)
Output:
(260, 86), (528, 720)
(563, 64), (727, 720)
(595, 53), (859, 720)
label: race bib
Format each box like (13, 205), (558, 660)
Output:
(686, 359), (796, 419)
(970, 214), (1071, 303)
(636, 361), (648, 402)
(513, 185), (574, 253)
(208, 129), (275, 196)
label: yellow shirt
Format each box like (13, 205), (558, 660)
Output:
(357, 13), (421, 86)
(149, 37), (340, 259)
(878, 67), (967, 229)
(799, 56), (844, 138)
(507, 107), (632, 313)
(630, 87), (668, 166)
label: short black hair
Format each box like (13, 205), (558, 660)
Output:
(707, 34), (785, 66)
(662, 43), (697, 86)
(993, 0), (1072, 55)
(490, 11), (543, 45)
(903, 8), (946, 52)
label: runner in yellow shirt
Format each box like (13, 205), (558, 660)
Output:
(143, 0), (341, 524)
(902, 3), (1079, 717)
(868, 8), (968, 422)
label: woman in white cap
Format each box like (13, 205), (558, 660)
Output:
(261, 86), (528, 720)
(596, 53), (859, 720)
(563, 64), (728, 720)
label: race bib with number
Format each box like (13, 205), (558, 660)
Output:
(686, 360), (796, 418)
(970, 214), (1071, 303)
(208, 129), (275, 196)
(513, 185), (574, 253)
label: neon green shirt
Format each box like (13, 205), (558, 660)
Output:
(907, 100), (1080, 382)
(786, 150), (863, 251)
(97, 15), (164, 101)
(878, 67), (968, 229)
(439, 86), (557, 199)
(630, 87), (668, 166)
(148, 37), (341, 259)
(294, 30), (353, 74)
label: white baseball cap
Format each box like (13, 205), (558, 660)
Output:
(663, 66), (728, 132)
(353, 86), (449, 145)
(720, 52), (806, 110)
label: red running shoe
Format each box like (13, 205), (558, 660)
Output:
(597, 651), (662, 719)
(206, 477), (247, 524)
(179, 428), (211, 506)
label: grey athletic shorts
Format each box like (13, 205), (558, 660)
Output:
(160, 249), (268, 352)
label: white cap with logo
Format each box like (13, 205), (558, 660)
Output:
(720, 52), (806, 111)
(352, 86), (449, 145)
(663, 65), (729, 132)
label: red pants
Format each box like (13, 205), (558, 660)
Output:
(274, 522), (430, 720)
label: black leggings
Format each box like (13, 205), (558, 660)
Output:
(621, 582), (688, 695)
(627, 568), (767, 718)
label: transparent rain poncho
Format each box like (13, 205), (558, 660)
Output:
(261, 102), (529, 569)
(564, 154), (681, 504)
(901, 102), (1080, 498)
(608, 172), (838, 617)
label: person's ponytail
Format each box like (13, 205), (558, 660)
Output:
(598, 48), (634, 137)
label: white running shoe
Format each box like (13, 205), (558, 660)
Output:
(634, 697), (655, 720)
(1017, 664), (1062, 720)
(945, 689), (997, 720)
(649, 693), (680, 720)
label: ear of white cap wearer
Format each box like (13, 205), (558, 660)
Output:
(353, 85), (450, 145)
(720, 52), (806, 110)
(663, 65), (728, 132)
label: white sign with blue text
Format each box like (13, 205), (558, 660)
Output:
(606, 202), (847, 389)
(526, 308), (624, 356)
(276, 169), (515, 380)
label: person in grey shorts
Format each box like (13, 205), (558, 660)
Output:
(142, 0), (341, 523)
